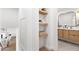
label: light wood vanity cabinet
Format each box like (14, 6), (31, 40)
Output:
(58, 29), (79, 44)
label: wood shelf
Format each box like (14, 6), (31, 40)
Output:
(39, 32), (48, 37)
(39, 22), (48, 26)
(39, 11), (47, 15)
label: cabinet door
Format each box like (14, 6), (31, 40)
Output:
(69, 30), (79, 36)
(58, 29), (63, 39)
(19, 8), (39, 51)
(69, 30), (79, 44)
(63, 30), (69, 39)
(69, 35), (79, 44)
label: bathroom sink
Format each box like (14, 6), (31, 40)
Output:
(58, 27), (79, 30)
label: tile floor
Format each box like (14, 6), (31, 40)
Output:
(58, 40), (79, 51)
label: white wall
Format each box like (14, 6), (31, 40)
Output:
(46, 8), (58, 50)
(0, 9), (2, 26)
(0, 8), (19, 36)
(19, 8), (39, 51)
(7, 28), (18, 36)
(58, 8), (76, 12)
(1, 8), (19, 28)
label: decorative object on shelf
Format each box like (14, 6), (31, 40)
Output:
(39, 20), (42, 22)
(39, 8), (48, 15)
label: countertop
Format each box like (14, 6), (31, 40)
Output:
(58, 27), (79, 31)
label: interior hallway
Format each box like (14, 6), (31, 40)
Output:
(3, 37), (16, 51)
(58, 40), (79, 51)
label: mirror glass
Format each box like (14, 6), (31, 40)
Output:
(76, 10), (79, 26)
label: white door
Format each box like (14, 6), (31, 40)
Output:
(19, 8), (39, 51)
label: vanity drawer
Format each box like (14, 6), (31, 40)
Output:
(69, 30), (79, 36)
(69, 35), (79, 44)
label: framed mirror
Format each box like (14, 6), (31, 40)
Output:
(58, 11), (76, 27)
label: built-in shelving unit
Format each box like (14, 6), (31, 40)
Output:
(39, 8), (48, 51)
